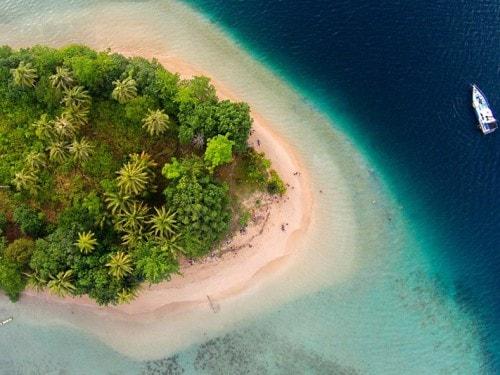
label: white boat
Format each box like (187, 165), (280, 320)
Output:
(0, 317), (13, 326)
(472, 84), (497, 135)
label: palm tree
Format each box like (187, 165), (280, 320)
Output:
(147, 206), (177, 238)
(64, 104), (89, 127)
(116, 160), (150, 196)
(12, 169), (38, 192)
(47, 270), (76, 297)
(115, 201), (149, 233)
(10, 61), (37, 87)
(32, 114), (55, 141)
(53, 113), (78, 139)
(159, 234), (185, 259)
(130, 151), (157, 170)
(47, 141), (69, 163)
(104, 191), (132, 215)
(117, 287), (138, 304)
(61, 86), (91, 109)
(25, 151), (46, 171)
(24, 272), (47, 292)
(74, 231), (98, 254)
(106, 251), (133, 279)
(111, 76), (138, 104)
(142, 109), (170, 136)
(192, 133), (205, 150)
(120, 230), (145, 248)
(68, 138), (93, 163)
(49, 66), (74, 91)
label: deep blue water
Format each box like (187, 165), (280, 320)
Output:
(184, 0), (500, 370)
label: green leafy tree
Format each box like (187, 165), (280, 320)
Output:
(213, 100), (252, 152)
(4, 238), (36, 267)
(29, 227), (76, 281)
(142, 109), (170, 136)
(112, 76), (138, 104)
(204, 134), (234, 173)
(0, 259), (26, 301)
(147, 206), (177, 238)
(13, 205), (46, 238)
(10, 61), (38, 87)
(47, 270), (76, 297)
(74, 231), (97, 254)
(134, 242), (179, 284)
(49, 66), (74, 91)
(163, 161), (230, 256)
(61, 86), (91, 109)
(68, 138), (93, 163)
(106, 251), (133, 279)
(124, 96), (156, 124)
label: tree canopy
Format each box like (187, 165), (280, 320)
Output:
(0, 44), (285, 305)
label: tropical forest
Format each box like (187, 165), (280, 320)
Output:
(0, 45), (285, 305)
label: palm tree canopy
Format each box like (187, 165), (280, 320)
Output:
(49, 66), (74, 91)
(53, 113), (78, 139)
(32, 114), (55, 141)
(112, 76), (138, 104)
(12, 169), (38, 192)
(47, 141), (69, 163)
(74, 231), (98, 254)
(10, 61), (38, 87)
(104, 191), (132, 215)
(147, 206), (178, 238)
(61, 86), (91, 109)
(47, 270), (76, 297)
(158, 234), (185, 259)
(64, 104), (89, 127)
(68, 138), (93, 163)
(115, 201), (149, 233)
(25, 151), (46, 171)
(142, 109), (170, 136)
(106, 251), (133, 279)
(117, 288), (138, 304)
(130, 151), (157, 170)
(116, 160), (150, 196)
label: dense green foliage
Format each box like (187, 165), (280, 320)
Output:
(0, 45), (284, 305)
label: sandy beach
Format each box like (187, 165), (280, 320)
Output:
(22, 52), (313, 318)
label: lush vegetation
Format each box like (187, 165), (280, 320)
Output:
(0, 45), (285, 304)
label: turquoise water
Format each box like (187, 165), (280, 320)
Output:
(0, 0), (491, 373)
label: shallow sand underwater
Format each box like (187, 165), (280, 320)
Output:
(0, 0), (488, 373)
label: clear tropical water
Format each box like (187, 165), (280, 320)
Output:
(0, 0), (497, 373)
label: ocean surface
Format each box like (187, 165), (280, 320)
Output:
(0, 0), (498, 374)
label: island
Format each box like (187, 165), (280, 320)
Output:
(0, 45), (287, 305)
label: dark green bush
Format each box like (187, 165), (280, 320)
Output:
(13, 205), (46, 238)
(4, 238), (35, 267)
